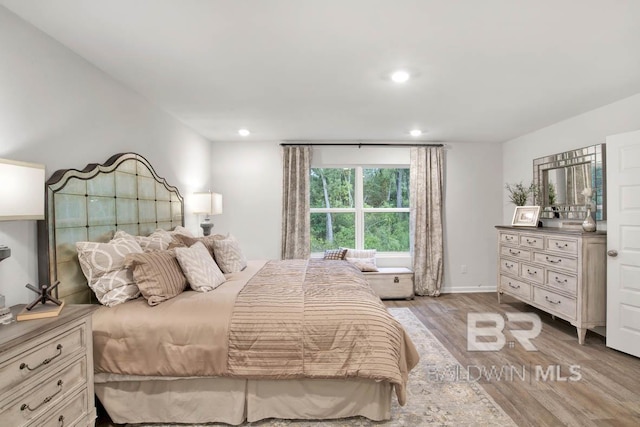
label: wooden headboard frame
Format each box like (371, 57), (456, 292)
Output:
(37, 153), (184, 304)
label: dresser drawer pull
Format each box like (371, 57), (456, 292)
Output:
(504, 236), (514, 241)
(20, 344), (63, 371)
(509, 249), (520, 256)
(59, 415), (65, 427)
(394, 276), (399, 283)
(545, 256), (562, 264)
(555, 242), (569, 249)
(508, 282), (520, 290)
(545, 296), (561, 305)
(526, 269), (537, 275)
(525, 239), (537, 245)
(504, 262), (514, 269)
(20, 380), (63, 411)
(554, 276), (568, 284)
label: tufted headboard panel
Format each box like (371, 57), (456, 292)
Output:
(38, 153), (184, 304)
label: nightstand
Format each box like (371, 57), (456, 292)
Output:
(0, 304), (97, 426)
(364, 268), (414, 300)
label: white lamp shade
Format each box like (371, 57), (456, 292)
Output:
(0, 158), (45, 221)
(192, 191), (223, 215)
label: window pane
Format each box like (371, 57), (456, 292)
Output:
(311, 212), (355, 252)
(363, 168), (409, 208)
(364, 212), (410, 252)
(310, 168), (355, 208)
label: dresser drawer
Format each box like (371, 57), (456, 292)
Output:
(520, 263), (544, 284)
(500, 275), (531, 300)
(533, 252), (578, 272)
(365, 270), (414, 299)
(37, 389), (88, 427)
(533, 288), (576, 319)
(500, 258), (519, 275)
(500, 233), (518, 245)
(1, 356), (88, 426)
(0, 322), (86, 399)
(546, 237), (578, 255)
(500, 246), (531, 261)
(545, 270), (578, 295)
(519, 234), (544, 249)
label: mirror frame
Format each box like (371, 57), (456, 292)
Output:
(533, 144), (606, 221)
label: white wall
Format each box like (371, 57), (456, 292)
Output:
(210, 141), (504, 293)
(502, 93), (640, 223)
(0, 7), (212, 306)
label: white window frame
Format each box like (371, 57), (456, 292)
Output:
(310, 165), (410, 255)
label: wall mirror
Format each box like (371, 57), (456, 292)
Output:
(533, 144), (606, 220)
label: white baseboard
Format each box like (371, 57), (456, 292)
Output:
(439, 286), (497, 294)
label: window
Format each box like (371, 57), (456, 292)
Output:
(310, 167), (410, 253)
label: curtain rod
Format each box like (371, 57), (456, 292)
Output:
(279, 142), (444, 147)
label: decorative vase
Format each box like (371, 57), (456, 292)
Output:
(582, 207), (596, 232)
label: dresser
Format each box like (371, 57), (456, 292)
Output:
(496, 226), (606, 344)
(364, 268), (414, 300)
(0, 305), (96, 426)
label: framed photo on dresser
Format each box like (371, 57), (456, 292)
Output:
(511, 206), (541, 227)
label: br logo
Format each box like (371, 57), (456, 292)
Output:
(467, 313), (542, 351)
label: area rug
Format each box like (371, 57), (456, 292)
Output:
(128, 308), (516, 427)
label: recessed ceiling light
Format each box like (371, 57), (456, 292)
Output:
(391, 70), (410, 83)
(238, 129), (250, 137)
(409, 129), (423, 137)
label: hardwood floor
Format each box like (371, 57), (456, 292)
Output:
(97, 292), (640, 426)
(386, 292), (640, 427)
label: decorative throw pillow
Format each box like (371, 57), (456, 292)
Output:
(342, 248), (377, 260)
(347, 257), (379, 272)
(211, 233), (247, 273)
(169, 234), (217, 260)
(171, 225), (195, 238)
(323, 248), (348, 260)
(76, 236), (144, 306)
(175, 242), (226, 292)
(115, 230), (170, 253)
(124, 250), (188, 306)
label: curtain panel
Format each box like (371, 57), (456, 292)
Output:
(281, 146), (311, 259)
(410, 146), (444, 296)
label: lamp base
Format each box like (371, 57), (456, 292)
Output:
(200, 220), (214, 236)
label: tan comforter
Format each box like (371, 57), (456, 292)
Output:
(92, 259), (419, 404)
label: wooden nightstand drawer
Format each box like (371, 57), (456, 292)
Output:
(364, 268), (414, 300)
(1, 356), (88, 426)
(34, 389), (88, 427)
(0, 322), (85, 398)
(0, 305), (96, 427)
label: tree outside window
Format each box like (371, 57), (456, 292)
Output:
(310, 167), (409, 253)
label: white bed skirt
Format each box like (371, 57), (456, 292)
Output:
(94, 375), (392, 425)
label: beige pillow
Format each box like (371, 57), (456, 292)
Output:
(347, 257), (379, 272)
(115, 230), (170, 253)
(169, 234), (217, 259)
(175, 242), (226, 292)
(76, 237), (143, 306)
(211, 233), (247, 273)
(171, 226), (195, 238)
(124, 250), (188, 306)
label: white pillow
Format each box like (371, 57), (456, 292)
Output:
(76, 236), (143, 306)
(342, 248), (377, 260)
(342, 248), (378, 272)
(175, 242), (226, 292)
(211, 233), (247, 273)
(171, 226), (195, 238)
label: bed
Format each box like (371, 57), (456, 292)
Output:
(38, 152), (419, 425)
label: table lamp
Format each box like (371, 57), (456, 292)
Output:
(192, 191), (223, 236)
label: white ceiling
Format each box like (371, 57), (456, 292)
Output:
(2, 0), (640, 143)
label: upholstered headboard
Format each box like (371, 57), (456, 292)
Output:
(38, 153), (184, 304)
